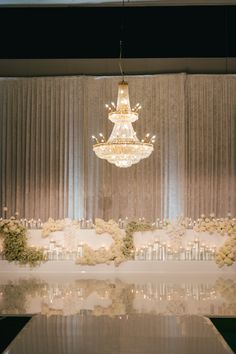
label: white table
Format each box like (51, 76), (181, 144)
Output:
(27, 229), (227, 250)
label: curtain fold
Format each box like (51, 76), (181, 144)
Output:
(185, 75), (236, 218)
(0, 74), (235, 221)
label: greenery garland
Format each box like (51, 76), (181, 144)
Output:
(123, 220), (152, 258)
(0, 219), (45, 266)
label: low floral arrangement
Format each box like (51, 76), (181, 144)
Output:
(193, 216), (236, 236)
(165, 222), (186, 251)
(0, 218), (45, 266)
(76, 219), (152, 267)
(77, 218), (126, 266)
(215, 233), (236, 267)
(1, 214), (236, 268)
(42, 218), (66, 237)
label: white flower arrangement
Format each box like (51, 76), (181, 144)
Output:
(215, 233), (236, 267)
(165, 221), (185, 251)
(42, 218), (66, 237)
(194, 217), (236, 236)
(0, 218), (25, 235)
(77, 218), (126, 266)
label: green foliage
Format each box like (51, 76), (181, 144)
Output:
(0, 219), (45, 266)
(123, 220), (152, 258)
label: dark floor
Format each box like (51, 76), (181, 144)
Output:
(210, 318), (236, 353)
(0, 316), (31, 353)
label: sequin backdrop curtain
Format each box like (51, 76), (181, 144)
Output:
(0, 74), (235, 220)
(185, 75), (236, 218)
(0, 77), (85, 221)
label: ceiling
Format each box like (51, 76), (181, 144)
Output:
(0, 58), (236, 76)
(1, 0), (236, 5)
(1, 4), (236, 75)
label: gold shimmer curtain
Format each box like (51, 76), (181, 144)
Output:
(185, 75), (236, 218)
(0, 74), (235, 221)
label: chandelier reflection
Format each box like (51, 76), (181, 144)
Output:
(92, 80), (155, 168)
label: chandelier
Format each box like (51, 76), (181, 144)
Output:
(92, 80), (155, 168)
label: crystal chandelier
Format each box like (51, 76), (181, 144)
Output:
(92, 80), (155, 168)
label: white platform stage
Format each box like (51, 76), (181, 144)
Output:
(0, 260), (235, 273)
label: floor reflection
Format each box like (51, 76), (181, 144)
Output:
(0, 274), (236, 317)
(4, 315), (233, 354)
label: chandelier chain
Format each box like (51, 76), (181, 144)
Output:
(119, 0), (125, 80)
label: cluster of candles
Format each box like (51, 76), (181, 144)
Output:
(41, 281), (218, 305)
(42, 240), (84, 261)
(78, 219), (94, 229)
(133, 282), (218, 302)
(134, 238), (217, 261)
(118, 217), (194, 229)
(1, 206), (234, 231)
(39, 237), (217, 262)
(20, 218), (43, 229)
(20, 218), (94, 230)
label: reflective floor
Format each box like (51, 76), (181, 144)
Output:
(0, 274), (236, 317)
(2, 314), (234, 354)
(1, 274), (236, 353)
